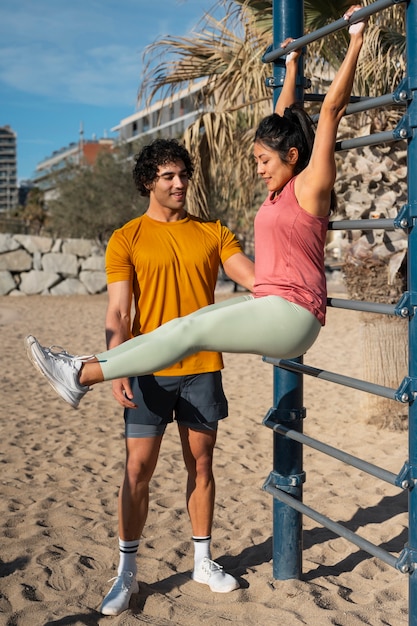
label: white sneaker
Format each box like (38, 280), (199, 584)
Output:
(25, 335), (91, 409)
(100, 571), (139, 616)
(192, 557), (239, 593)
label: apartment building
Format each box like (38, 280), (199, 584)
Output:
(31, 79), (208, 202)
(0, 125), (18, 212)
(112, 79), (208, 154)
(33, 136), (114, 202)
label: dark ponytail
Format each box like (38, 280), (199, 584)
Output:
(255, 103), (314, 174)
(255, 103), (336, 213)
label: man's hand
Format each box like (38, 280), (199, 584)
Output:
(112, 378), (137, 408)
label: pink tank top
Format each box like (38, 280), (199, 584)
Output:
(253, 177), (329, 325)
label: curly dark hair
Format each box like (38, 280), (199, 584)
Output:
(132, 138), (194, 196)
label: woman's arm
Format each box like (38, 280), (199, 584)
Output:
(275, 39), (302, 116)
(296, 5), (366, 216)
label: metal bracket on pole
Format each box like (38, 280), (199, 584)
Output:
(394, 114), (412, 141)
(395, 376), (417, 403)
(396, 546), (417, 574)
(396, 200), (417, 224)
(265, 75), (311, 89)
(394, 204), (413, 229)
(263, 406), (306, 424)
(263, 469), (306, 492)
(393, 77), (413, 104)
(263, 406), (307, 490)
(395, 461), (417, 490)
(394, 291), (414, 318)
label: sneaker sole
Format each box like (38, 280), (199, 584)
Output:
(191, 573), (240, 593)
(25, 335), (80, 409)
(100, 579), (139, 615)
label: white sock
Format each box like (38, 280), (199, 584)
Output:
(192, 535), (211, 569)
(117, 538), (139, 575)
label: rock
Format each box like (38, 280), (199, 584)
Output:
(79, 270), (107, 294)
(41, 252), (79, 277)
(14, 234), (53, 254)
(0, 271), (16, 295)
(62, 238), (99, 257)
(0, 249), (32, 272)
(81, 256), (105, 271)
(50, 278), (89, 295)
(0, 233), (20, 253)
(19, 270), (61, 295)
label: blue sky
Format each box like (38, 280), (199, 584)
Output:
(0, 0), (221, 182)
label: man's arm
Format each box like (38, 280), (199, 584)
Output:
(105, 280), (137, 408)
(222, 252), (255, 292)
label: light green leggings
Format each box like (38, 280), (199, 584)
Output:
(96, 295), (321, 382)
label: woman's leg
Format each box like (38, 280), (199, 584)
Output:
(82, 296), (253, 386)
(99, 295), (253, 357)
(96, 296), (321, 382)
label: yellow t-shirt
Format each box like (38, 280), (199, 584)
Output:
(105, 213), (242, 375)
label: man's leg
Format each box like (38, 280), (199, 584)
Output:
(118, 435), (163, 542)
(179, 425), (239, 593)
(179, 426), (216, 536)
(101, 435), (163, 616)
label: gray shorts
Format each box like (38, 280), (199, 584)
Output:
(124, 371), (228, 438)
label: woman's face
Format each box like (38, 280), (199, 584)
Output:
(253, 141), (296, 194)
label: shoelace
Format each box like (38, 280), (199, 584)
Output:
(107, 572), (135, 592)
(46, 346), (79, 368)
(46, 345), (94, 390)
(48, 345), (94, 364)
(202, 558), (223, 574)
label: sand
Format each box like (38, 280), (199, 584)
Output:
(0, 290), (409, 625)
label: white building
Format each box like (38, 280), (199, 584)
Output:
(112, 79), (208, 153)
(33, 137), (114, 202)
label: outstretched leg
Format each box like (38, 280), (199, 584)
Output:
(94, 295), (321, 381)
(25, 295), (320, 406)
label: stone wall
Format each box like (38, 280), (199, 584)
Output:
(0, 234), (107, 296)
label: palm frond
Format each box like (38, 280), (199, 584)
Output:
(139, 0), (271, 224)
(137, 0), (406, 238)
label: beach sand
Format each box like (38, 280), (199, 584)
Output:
(0, 290), (409, 625)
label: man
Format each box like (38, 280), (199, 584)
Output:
(100, 138), (254, 616)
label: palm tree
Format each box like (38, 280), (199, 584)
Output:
(139, 0), (405, 240)
(140, 1), (272, 237)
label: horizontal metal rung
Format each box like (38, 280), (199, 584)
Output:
(336, 130), (398, 151)
(262, 484), (400, 570)
(329, 218), (396, 231)
(262, 0), (406, 63)
(262, 358), (398, 401)
(327, 298), (397, 315)
(263, 421), (398, 485)
(308, 93), (405, 122)
(345, 93), (406, 115)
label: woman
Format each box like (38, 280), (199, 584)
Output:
(25, 6), (366, 409)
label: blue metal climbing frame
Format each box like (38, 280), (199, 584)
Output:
(264, 1), (417, 624)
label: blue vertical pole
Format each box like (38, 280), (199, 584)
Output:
(268, 369), (305, 579)
(272, 0), (304, 108)
(270, 0), (305, 580)
(407, 2), (417, 624)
